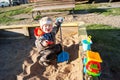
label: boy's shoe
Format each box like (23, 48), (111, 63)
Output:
(43, 62), (49, 67)
(39, 61), (50, 67)
(39, 60), (43, 65)
(39, 60), (50, 67)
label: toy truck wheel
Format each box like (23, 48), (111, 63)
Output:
(93, 77), (100, 80)
(88, 75), (92, 80)
(89, 76), (100, 80)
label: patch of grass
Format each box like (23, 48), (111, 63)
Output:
(102, 8), (120, 16)
(1, 7), (32, 16)
(75, 3), (120, 16)
(88, 8), (120, 16)
(88, 8), (107, 14)
(0, 7), (32, 24)
(75, 4), (98, 10)
(0, 3), (33, 13)
(86, 24), (120, 72)
(0, 16), (17, 24)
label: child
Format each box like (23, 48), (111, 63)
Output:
(34, 17), (63, 66)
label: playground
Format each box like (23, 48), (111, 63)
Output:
(0, 1), (120, 80)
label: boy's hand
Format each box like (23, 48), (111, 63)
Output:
(42, 40), (49, 46)
(42, 40), (54, 46)
(56, 17), (64, 24)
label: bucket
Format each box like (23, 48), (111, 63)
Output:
(82, 39), (92, 51)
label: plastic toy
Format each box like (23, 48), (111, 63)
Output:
(83, 50), (102, 80)
(57, 51), (69, 63)
(57, 18), (69, 63)
(82, 36), (92, 51)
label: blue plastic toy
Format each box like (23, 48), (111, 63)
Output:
(57, 51), (69, 62)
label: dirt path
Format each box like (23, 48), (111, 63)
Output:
(6, 12), (120, 28)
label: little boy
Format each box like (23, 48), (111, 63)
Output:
(34, 17), (63, 66)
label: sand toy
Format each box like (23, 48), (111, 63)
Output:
(82, 36), (92, 51)
(83, 50), (102, 80)
(57, 26), (69, 63)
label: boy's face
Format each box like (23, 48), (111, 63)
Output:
(42, 24), (53, 33)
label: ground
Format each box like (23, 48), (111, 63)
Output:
(0, 2), (120, 80)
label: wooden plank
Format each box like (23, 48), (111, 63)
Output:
(0, 22), (81, 29)
(78, 23), (88, 41)
(34, 0), (75, 7)
(0, 22), (85, 39)
(35, 1), (75, 4)
(0, 24), (38, 29)
(35, 0), (75, 3)
(32, 5), (75, 11)
(78, 22), (86, 80)
(78, 22), (87, 80)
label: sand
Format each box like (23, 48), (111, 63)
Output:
(0, 27), (83, 80)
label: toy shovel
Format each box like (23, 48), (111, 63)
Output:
(57, 27), (69, 63)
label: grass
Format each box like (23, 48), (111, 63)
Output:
(88, 8), (120, 16)
(75, 3), (99, 10)
(86, 24), (120, 72)
(0, 6), (32, 24)
(75, 3), (120, 16)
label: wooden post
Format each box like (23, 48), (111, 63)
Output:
(23, 27), (29, 37)
(78, 22), (88, 57)
(78, 22), (87, 80)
